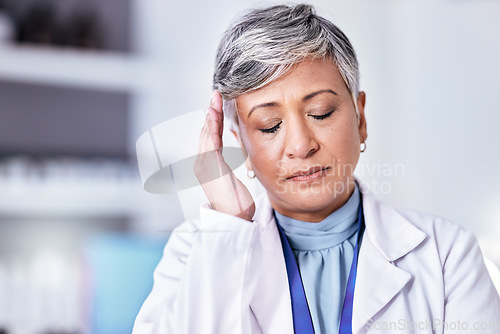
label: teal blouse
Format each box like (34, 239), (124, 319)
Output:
(274, 182), (360, 334)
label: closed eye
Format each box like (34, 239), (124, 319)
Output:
(310, 110), (334, 120)
(259, 121), (282, 134)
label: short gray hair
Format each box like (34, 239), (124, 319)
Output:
(213, 3), (360, 130)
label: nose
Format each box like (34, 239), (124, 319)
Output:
(284, 117), (319, 159)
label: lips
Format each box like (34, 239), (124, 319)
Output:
(286, 166), (329, 180)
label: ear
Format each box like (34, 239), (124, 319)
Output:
(356, 91), (367, 143)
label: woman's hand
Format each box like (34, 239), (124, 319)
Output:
(193, 91), (256, 222)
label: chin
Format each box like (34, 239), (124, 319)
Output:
(281, 190), (337, 211)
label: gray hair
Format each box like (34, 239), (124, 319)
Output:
(213, 3), (360, 131)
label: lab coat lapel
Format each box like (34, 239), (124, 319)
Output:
(352, 182), (427, 334)
(251, 191), (294, 334)
(352, 234), (413, 333)
(251, 181), (427, 334)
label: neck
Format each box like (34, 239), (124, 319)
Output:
(271, 179), (357, 223)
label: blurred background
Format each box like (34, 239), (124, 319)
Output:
(0, 0), (498, 333)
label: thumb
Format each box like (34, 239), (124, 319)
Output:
(210, 90), (223, 114)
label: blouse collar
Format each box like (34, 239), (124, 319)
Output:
(273, 182), (360, 251)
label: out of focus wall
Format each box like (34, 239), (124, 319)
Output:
(0, 0), (498, 333)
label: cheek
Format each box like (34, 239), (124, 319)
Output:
(249, 138), (281, 170)
(241, 133), (282, 179)
(334, 123), (361, 169)
(318, 120), (360, 163)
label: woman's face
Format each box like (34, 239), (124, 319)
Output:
(235, 57), (367, 222)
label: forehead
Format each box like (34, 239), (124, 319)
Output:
(235, 58), (349, 112)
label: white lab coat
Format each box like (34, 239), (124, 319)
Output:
(133, 181), (500, 334)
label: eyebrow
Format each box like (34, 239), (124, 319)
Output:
(247, 89), (337, 119)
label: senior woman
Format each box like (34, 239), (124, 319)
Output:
(133, 4), (500, 334)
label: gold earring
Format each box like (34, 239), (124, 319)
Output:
(360, 142), (366, 153)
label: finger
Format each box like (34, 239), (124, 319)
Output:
(207, 108), (221, 150)
(207, 91), (225, 153)
(198, 113), (214, 154)
(195, 113), (221, 184)
(199, 113), (212, 151)
(210, 90), (223, 114)
(210, 91), (224, 143)
(207, 109), (225, 178)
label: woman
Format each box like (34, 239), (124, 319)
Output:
(133, 4), (500, 334)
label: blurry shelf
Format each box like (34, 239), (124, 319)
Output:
(0, 44), (155, 92)
(0, 176), (174, 219)
(0, 155), (173, 219)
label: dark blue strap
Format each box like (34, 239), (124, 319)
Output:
(339, 198), (365, 334)
(275, 190), (365, 334)
(276, 221), (315, 334)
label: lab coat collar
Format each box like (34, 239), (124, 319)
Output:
(253, 177), (426, 262)
(357, 179), (427, 262)
(353, 180), (427, 333)
(352, 180), (427, 333)
(252, 177), (427, 334)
